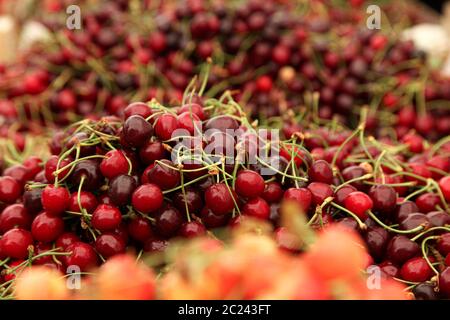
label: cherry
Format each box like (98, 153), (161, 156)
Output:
(413, 283), (439, 300)
(279, 145), (306, 167)
(364, 227), (390, 261)
(100, 150), (130, 179)
(33, 242), (54, 265)
(235, 170), (265, 199)
(95, 233), (126, 258)
(131, 183), (164, 214)
(407, 163), (432, 184)
(0, 228), (33, 259)
(66, 132), (96, 157)
(400, 257), (433, 282)
(0, 176), (21, 204)
(0, 204), (32, 234)
(68, 191), (98, 214)
(437, 233), (450, 256)
(402, 133), (423, 153)
(178, 103), (206, 120)
(283, 188), (312, 212)
(139, 141), (166, 165)
(308, 160), (333, 184)
(396, 201), (419, 222)
(23, 188), (43, 215)
(177, 111), (201, 135)
(200, 207), (229, 228)
(415, 192), (441, 213)
(108, 175), (137, 207)
(3, 165), (32, 186)
(124, 102), (152, 119)
(128, 217), (153, 243)
(262, 182), (283, 203)
(143, 237), (168, 253)
(439, 176), (450, 201)
(122, 115), (153, 147)
(242, 197), (270, 220)
(204, 115), (239, 133)
(426, 155), (449, 179)
(344, 191), (373, 219)
(368, 185), (397, 214)
(41, 185), (70, 216)
(379, 261), (399, 278)
(341, 166), (367, 190)
(386, 235), (420, 265)
(56, 232), (80, 249)
(334, 185), (357, 205)
(91, 204), (122, 232)
(31, 211), (64, 243)
(204, 183), (236, 215)
(307, 182), (333, 206)
(154, 114), (178, 141)
(179, 221), (206, 238)
(70, 159), (103, 190)
(154, 206), (183, 237)
(147, 159), (180, 190)
(426, 211), (450, 227)
(173, 188), (203, 214)
(44, 155), (71, 183)
(63, 242), (98, 271)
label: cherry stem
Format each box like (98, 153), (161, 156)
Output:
(421, 236), (440, 276)
(411, 226), (450, 241)
(366, 210), (424, 234)
(330, 202), (366, 230)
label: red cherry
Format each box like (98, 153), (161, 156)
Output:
(255, 75), (272, 92)
(0, 176), (21, 204)
(415, 192), (441, 213)
(68, 191), (98, 214)
(426, 155), (450, 179)
(128, 217), (153, 242)
(44, 155), (72, 183)
(0, 204), (32, 234)
(147, 160), (180, 190)
(437, 233), (450, 256)
(439, 176), (450, 201)
(0, 228), (33, 259)
(334, 185), (357, 205)
(63, 242), (98, 271)
(400, 257), (433, 282)
(177, 112), (201, 135)
(308, 160), (333, 184)
(41, 185), (70, 216)
(124, 102), (152, 119)
(283, 188), (312, 212)
(23, 156), (43, 178)
(56, 232), (80, 249)
(235, 170), (265, 199)
(33, 242), (54, 265)
(3, 165), (32, 186)
(31, 211), (64, 243)
(154, 114), (178, 141)
(439, 267), (450, 298)
(344, 191), (373, 219)
(200, 207), (229, 228)
(402, 133), (423, 153)
(100, 150), (129, 180)
(280, 145), (305, 166)
(307, 182), (333, 206)
(178, 103), (206, 120)
(242, 197), (270, 220)
(204, 183), (236, 216)
(131, 184), (164, 214)
(95, 233), (126, 258)
(139, 141), (166, 165)
(91, 204), (122, 232)
(179, 221), (206, 238)
(262, 182), (283, 203)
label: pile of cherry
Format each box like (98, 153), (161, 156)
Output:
(0, 95), (449, 299)
(0, 0), (449, 144)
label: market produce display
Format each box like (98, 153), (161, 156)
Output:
(0, 0), (449, 300)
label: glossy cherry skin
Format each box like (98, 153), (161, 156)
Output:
(131, 184), (164, 214)
(440, 267), (450, 298)
(147, 159), (180, 190)
(0, 176), (21, 203)
(395, 201), (419, 222)
(124, 102), (152, 119)
(41, 185), (70, 216)
(139, 140), (166, 165)
(177, 111), (201, 135)
(128, 217), (153, 243)
(0, 204), (32, 234)
(31, 211), (64, 243)
(399, 257), (433, 282)
(70, 159), (103, 191)
(173, 188), (203, 215)
(66, 132), (96, 157)
(439, 176), (450, 201)
(437, 233), (450, 256)
(333, 185), (357, 205)
(378, 261), (399, 279)
(33, 242), (54, 265)
(368, 185), (397, 214)
(44, 155), (71, 183)
(154, 206), (184, 237)
(100, 150), (130, 180)
(344, 191), (373, 219)
(154, 114), (178, 141)
(91, 204), (122, 232)
(307, 182), (333, 206)
(426, 211), (450, 227)
(200, 206), (229, 228)
(68, 191), (98, 214)
(108, 175), (137, 207)
(364, 227), (390, 261)
(386, 235), (420, 265)
(204, 115), (239, 133)
(3, 165), (32, 186)
(56, 232), (80, 250)
(179, 221), (206, 238)
(63, 242), (98, 271)
(341, 166), (367, 190)
(308, 160), (333, 184)
(122, 115), (153, 147)
(95, 233), (126, 258)
(415, 192), (441, 213)
(242, 197), (270, 220)
(399, 213), (430, 231)
(283, 188), (312, 212)
(0, 228), (33, 259)
(235, 170), (265, 199)
(413, 283), (440, 300)
(204, 183), (237, 216)
(178, 103), (206, 120)
(262, 182), (283, 203)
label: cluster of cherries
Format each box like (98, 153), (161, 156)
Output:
(0, 94), (449, 299)
(0, 0), (449, 149)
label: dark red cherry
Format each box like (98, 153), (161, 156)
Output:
(439, 267), (450, 298)
(178, 103), (206, 120)
(415, 193), (441, 213)
(368, 185), (397, 214)
(70, 159), (103, 190)
(200, 207), (229, 228)
(173, 188), (203, 215)
(341, 166), (367, 190)
(204, 115), (239, 133)
(95, 233), (126, 258)
(143, 237), (168, 253)
(154, 206), (184, 237)
(122, 115), (153, 147)
(364, 227), (390, 261)
(262, 182), (283, 203)
(235, 170), (265, 199)
(179, 221), (206, 238)
(242, 197), (270, 220)
(131, 183), (164, 214)
(333, 185), (357, 205)
(396, 201), (419, 222)
(413, 283), (439, 300)
(108, 175), (137, 207)
(124, 102), (152, 119)
(56, 232), (80, 249)
(400, 257), (433, 282)
(204, 183), (236, 216)
(63, 242), (98, 271)
(386, 235), (420, 265)
(308, 160), (333, 184)
(437, 233), (450, 256)
(139, 140), (166, 165)
(379, 261), (399, 278)
(23, 188), (43, 214)
(399, 213), (430, 231)
(307, 182), (333, 206)
(147, 159), (180, 190)
(128, 217), (153, 242)
(154, 114), (178, 141)
(0, 204), (32, 234)
(426, 211), (450, 227)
